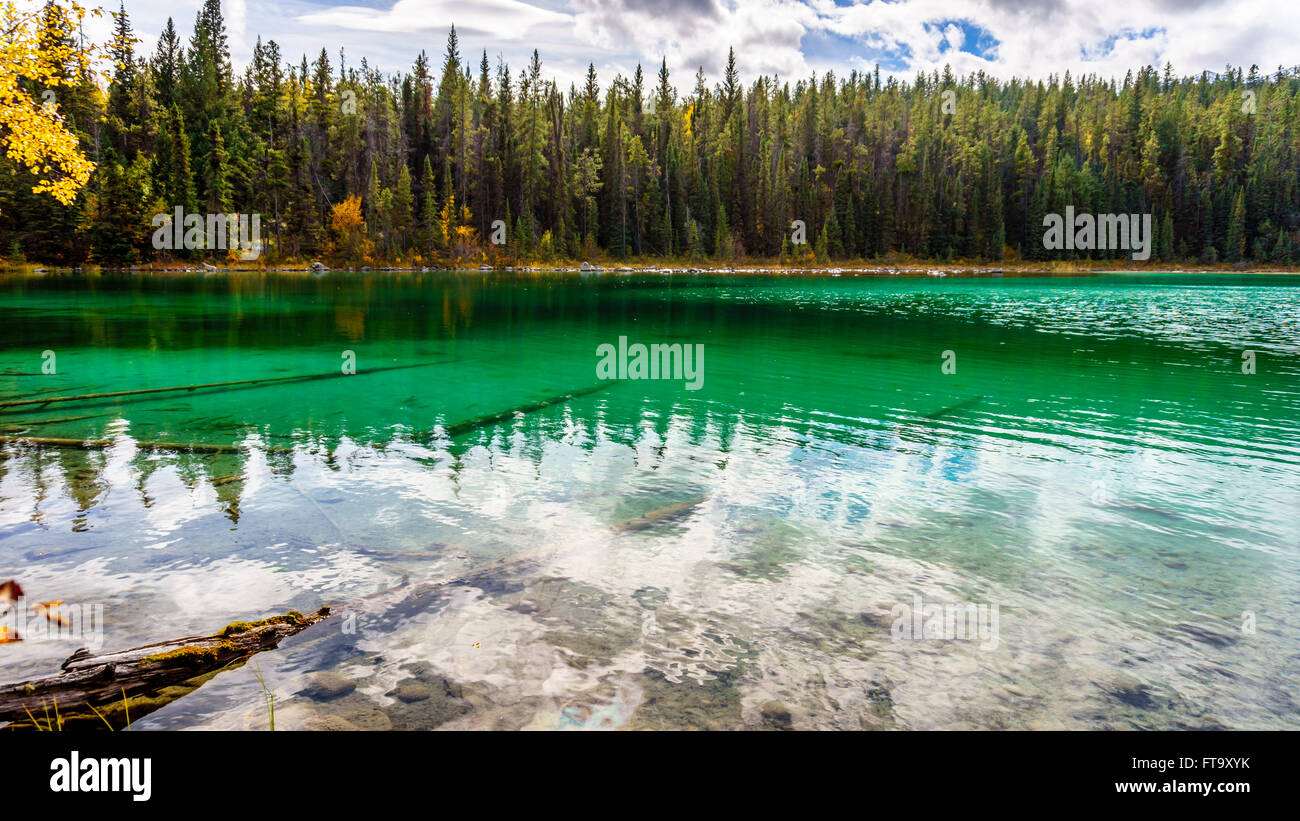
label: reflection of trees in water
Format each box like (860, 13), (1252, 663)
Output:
(0, 440), (253, 530)
(0, 397), (777, 531)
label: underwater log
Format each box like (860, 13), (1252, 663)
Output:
(613, 495), (710, 532)
(440, 381), (615, 439)
(0, 361), (451, 413)
(0, 435), (295, 454)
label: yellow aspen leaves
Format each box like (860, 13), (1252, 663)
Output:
(0, 2), (105, 205)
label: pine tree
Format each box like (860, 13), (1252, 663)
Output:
(1273, 228), (1292, 264)
(152, 18), (182, 107)
(159, 103), (197, 213)
(1159, 212), (1175, 261)
(1225, 188), (1246, 262)
(714, 203), (729, 259)
(420, 156), (437, 256)
(6, 18), (1300, 270)
(392, 164), (413, 254)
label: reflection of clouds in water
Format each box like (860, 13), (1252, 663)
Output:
(5, 398), (1299, 730)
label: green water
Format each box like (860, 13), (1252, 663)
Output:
(1, 270), (1297, 729)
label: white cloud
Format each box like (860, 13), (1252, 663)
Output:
(567, 0), (814, 80)
(102, 0), (1297, 90)
(297, 0), (570, 38)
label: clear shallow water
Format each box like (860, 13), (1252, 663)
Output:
(0, 270), (1297, 729)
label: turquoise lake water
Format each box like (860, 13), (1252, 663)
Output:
(0, 270), (1297, 729)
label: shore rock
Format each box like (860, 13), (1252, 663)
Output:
(302, 714), (360, 731)
(299, 671), (357, 701)
(388, 680), (433, 703)
(760, 701), (794, 730)
(336, 703), (392, 730)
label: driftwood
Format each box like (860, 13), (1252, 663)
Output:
(0, 607), (329, 730)
(0, 361), (450, 413)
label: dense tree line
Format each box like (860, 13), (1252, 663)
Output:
(3, 0), (1300, 267)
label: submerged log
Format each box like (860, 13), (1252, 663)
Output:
(0, 378), (612, 453)
(613, 494), (710, 532)
(0, 383), (613, 454)
(921, 394), (986, 419)
(0, 435), (295, 454)
(1, 415), (103, 433)
(441, 382), (615, 439)
(17, 414), (102, 426)
(0, 607), (329, 730)
(0, 361), (450, 413)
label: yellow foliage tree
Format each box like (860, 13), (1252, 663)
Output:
(439, 192), (477, 259)
(329, 194), (370, 263)
(0, 2), (104, 205)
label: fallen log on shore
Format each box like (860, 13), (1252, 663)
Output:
(0, 607), (330, 730)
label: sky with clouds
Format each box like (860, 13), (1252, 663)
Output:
(94, 0), (1296, 90)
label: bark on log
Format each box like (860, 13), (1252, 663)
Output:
(0, 607), (329, 730)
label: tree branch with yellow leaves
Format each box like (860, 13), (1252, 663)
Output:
(0, 1), (106, 205)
